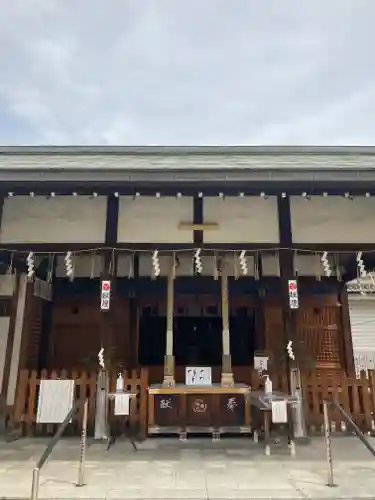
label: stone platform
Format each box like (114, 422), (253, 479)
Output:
(0, 436), (374, 499)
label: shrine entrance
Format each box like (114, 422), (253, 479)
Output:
(174, 316), (222, 366)
(138, 295), (256, 370)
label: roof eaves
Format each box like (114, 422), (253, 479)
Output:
(1, 145), (375, 156)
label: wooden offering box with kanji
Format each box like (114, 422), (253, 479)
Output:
(148, 384), (251, 437)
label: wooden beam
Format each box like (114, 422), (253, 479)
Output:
(105, 194), (119, 247)
(277, 195), (295, 388)
(0, 273), (20, 432)
(179, 222), (219, 231)
(255, 254), (266, 351)
(289, 243), (375, 251)
(4, 181), (375, 196)
(338, 284), (355, 373)
(193, 195), (204, 246)
(5, 241), (375, 253)
(100, 194), (119, 368)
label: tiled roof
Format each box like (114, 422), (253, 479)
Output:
(0, 145), (374, 171)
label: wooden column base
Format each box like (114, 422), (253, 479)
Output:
(221, 354), (234, 387)
(163, 354), (175, 387)
(221, 372), (234, 387)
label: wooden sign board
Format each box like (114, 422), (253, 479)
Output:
(36, 380), (75, 424)
(100, 280), (111, 311)
(271, 400), (288, 423)
(288, 279), (299, 309)
(254, 356), (269, 372)
(114, 394), (130, 416)
(154, 394), (179, 427)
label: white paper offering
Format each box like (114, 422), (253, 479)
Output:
(185, 367), (212, 386)
(36, 380), (75, 424)
(114, 393), (131, 416)
(254, 356), (268, 372)
(271, 400), (288, 423)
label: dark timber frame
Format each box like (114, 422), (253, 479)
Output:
(99, 194), (119, 367)
(0, 144), (373, 379)
(1, 145), (375, 252)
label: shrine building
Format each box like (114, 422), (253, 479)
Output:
(0, 145), (375, 414)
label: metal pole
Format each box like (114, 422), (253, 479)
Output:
(290, 367), (309, 442)
(220, 264), (234, 386)
(323, 401), (335, 487)
(333, 400), (375, 456)
(30, 467), (40, 500)
(163, 264), (175, 386)
(77, 399), (88, 487)
(94, 370), (108, 439)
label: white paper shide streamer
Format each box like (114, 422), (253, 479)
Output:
(97, 348), (105, 369)
(239, 250), (248, 275)
(321, 252), (332, 277)
(194, 249), (203, 274)
(356, 252), (367, 278)
(152, 250), (160, 277)
(64, 251), (74, 280)
(26, 252), (35, 280)
(286, 341), (295, 361)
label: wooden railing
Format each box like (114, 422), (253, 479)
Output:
(302, 370), (375, 432)
(11, 367), (375, 436)
(12, 368), (148, 438)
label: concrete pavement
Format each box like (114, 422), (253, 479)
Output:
(0, 436), (374, 499)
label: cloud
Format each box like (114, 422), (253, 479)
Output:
(0, 0), (374, 145)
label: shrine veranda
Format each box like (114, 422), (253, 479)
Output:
(1, 145), (375, 436)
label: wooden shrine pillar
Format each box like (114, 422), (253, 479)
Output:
(163, 260), (175, 386)
(255, 254), (266, 351)
(0, 272), (20, 433)
(100, 194), (119, 369)
(221, 261), (234, 387)
(277, 195), (296, 390)
(128, 254), (139, 369)
(278, 196), (310, 442)
(95, 194), (119, 440)
(338, 283), (355, 373)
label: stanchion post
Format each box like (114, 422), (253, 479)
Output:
(94, 370), (108, 439)
(30, 467), (40, 500)
(323, 400), (335, 487)
(77, 399), (88, 487)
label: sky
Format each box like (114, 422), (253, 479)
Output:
(0, 0), (374, 145)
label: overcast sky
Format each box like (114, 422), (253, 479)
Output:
(0, 0), (374, 145)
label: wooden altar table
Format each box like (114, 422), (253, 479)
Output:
(148, 383), (251, 439)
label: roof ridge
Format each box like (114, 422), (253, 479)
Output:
(1, 145), (375, 155)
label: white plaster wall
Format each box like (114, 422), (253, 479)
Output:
(221, 253), (256, 277)
(139, 254), (174, 276)
(294, 254), (336, 276)
(117, 254), (134, 277)
(117, 197), (193, 243)
(262, 254), (280, 276)
(291, 196), (375, 244)
(174, 254), (194, 277)
(7, 274), (27, 405)
(137, 253), (256, 277)
(203, 197), (279, 243)
(0, 275), (15, 296)
(0, 317), (10, 393)
(0, 196), (107, 243)
(55, 254), (103, 278)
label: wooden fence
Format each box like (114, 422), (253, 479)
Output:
(250, 368), (375, 433)
(302, 370), (375, 433)
(10, 368), (375, 436)
(12, 368), (148, 437)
